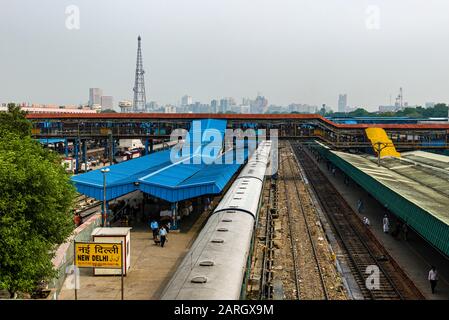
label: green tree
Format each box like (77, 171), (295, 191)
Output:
(348, 108), (371, 117)
(0, 105), (76, 298)
(0, 103), (31, 137)
(430, 103), (448, 117)
(100, 109), (117, 113)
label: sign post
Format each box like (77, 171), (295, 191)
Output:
(74, 241), (124, 300)
(121, 241), (124, 300)
(74, 240), (77, 300)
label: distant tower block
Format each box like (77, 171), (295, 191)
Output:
(133, 35), (147, 112)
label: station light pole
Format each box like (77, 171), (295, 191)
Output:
(373, 142), (389, 167)
(101, 168), (110, 227)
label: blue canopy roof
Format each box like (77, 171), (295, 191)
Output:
(38, 138), (66, 145)
(71, 149), (173, 200)
(138, 149), (246, 202)
(70, 119), (244, 202)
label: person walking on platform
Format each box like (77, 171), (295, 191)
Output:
(383, 214), (390, 233)
(363, 216), (370, 226)
(150, 220), (159, 240)
(428, 266), (439, 294)
(392, 221), (401, 239)
(357, 199), (364, 214)
(159, 226), (168, 248)
(402, 223), (409, 241)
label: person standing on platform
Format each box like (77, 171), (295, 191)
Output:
(159, 226), (168, 248)
(150, 220), (159, 240)
(74, 212), (82, 227)
(165, 222), (171, 233)
(428, 266), (438, 294)
(357, 199), (364, 214)
(402, 223), (409, 241)
(383, 214), (390, 233)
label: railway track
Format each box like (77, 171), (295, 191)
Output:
(259, 178), (276, 299)
(292, 142), (425, 300)
(279, 163), (301, 299)
(279, 143), (334, 300)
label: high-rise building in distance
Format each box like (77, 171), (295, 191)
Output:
(210, 99), (218, 113)
(89, 88), (102, 107)
(338, 94), (347, 113)
(101, 96), (114, 110)
(181, 95), (193, 106)
(425, 102), (436, 109)
(219, 97), (236, 113)
(251, 95), (268, 114)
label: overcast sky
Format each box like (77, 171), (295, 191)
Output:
(1, 0), (449, 111)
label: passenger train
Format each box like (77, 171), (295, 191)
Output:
(161, 140), (272, 300)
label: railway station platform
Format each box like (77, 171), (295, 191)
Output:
(57, 200), (215, 300)
(306, 146), (449, 299)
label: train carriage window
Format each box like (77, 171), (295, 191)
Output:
(217, 228), (228, 232)
(222, 218), (232, 222)
(211, 238), (224, 243)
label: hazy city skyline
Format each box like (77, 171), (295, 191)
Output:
(1, 0), (449, 111)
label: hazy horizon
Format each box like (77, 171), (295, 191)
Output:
(1, 0), (449, 111)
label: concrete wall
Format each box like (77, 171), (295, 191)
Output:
(47, 214), (101, 300)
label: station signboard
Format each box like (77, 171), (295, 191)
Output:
(73, 241), (125, 300)
(74, 242), (122, 269)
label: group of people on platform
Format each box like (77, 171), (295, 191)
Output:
(358, 199), (409, 241)
(149, 219), (170, 248)
(357, 198), (440, 294)
(310, 147), (442, 296)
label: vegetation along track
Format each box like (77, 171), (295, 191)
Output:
(292, 142), (425, 300)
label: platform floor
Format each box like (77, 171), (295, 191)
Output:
(58, 207), (209, 300)
(306, 149), (449, 300)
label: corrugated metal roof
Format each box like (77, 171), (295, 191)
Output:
(37, 138), (66, 144)
(332, 151), (449, 226)
(71, 150), (172, 200)
(320, 148), (449, 256)
(71, 119), (244, 202)
(139, 151), (246, 202)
